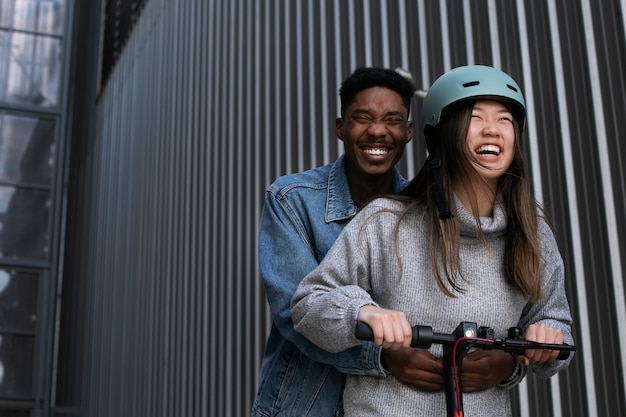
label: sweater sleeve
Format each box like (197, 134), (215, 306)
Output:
(260, 188), (384, 375)
(291, 212), (378, 353)
(518, 219), (575, 378)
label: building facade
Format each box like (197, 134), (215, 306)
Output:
(0, 0), (624, 416)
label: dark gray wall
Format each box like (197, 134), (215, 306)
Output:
(58, 0), (626, 416)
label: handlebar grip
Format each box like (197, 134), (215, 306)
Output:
(501, 339), (576, 359)
(354, 322), (433, 348)
(355, 321), (375, 341)
(557, 349), (571, 360)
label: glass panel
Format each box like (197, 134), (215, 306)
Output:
(0, 410), (31, 416)
(0, 186), (50, 260)
(0, 333), (35, 397)
(0, 0), (65, 35)
(0, 30), (61, 107)
(0, 113), (55, 186)
(0, 269), (38, 331)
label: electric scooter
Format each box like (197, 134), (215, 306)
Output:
(356, 321), (576, 417)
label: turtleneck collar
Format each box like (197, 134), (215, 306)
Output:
(453, 194), (507, 239)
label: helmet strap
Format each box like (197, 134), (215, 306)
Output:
(428, 148), (453, 219)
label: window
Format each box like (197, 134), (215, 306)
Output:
(0, 0), (65, 107)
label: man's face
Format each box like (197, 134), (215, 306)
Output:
(336, 87), (412, 178)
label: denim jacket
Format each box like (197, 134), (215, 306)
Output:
(252, 155), (408, 417)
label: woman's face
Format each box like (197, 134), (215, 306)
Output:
(465, 99), (516, 188)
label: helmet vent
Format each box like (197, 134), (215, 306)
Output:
(462, 81), (480, 88)
(506, 84), (519, 93)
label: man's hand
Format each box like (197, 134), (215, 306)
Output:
(461, 350), (516, 392)
(381, 347), (444, 391)
(383, 348), (517, 393)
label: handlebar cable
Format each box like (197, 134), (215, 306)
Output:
(451, 337), (495, 417)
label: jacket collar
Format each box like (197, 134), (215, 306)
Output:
(326, 154), (407, 222)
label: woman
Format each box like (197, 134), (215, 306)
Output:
(291, 65), (574, 416)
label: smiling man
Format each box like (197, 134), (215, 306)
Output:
(252, 67), (416, 417)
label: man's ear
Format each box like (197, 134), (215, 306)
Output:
(406, 120), (413, 143)
(336, 118), (344, 140)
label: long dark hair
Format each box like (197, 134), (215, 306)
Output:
(393, 101), (543, 301)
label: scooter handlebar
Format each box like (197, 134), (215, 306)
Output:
(354, 321), (575, 359)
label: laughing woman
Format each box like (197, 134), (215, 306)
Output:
(291, 65), (574, 417)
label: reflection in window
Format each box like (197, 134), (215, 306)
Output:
(0, 113), (55, 186)
(0, 269), (38, 398)
(0, 333), (35, 398)
(0, 30), (61, 106)
(0, 269), (38, 330)
(0, 0), (65, 35)
(0, 112), (54, 260)
(0, 185), (50, 259)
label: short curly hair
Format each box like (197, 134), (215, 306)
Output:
(339, 67), (417, 117)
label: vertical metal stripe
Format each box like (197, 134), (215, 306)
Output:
(266, 1), (274, 184)
(439, 1), (451, 71)
(363, 0), (372, 66)
(209, 0), (223, 412)
(397, 1), (409, 69)
(333, 0), (343, 157)
(348, 0), (357, 68)
(182, 0), (191, 405)
(239, 0), (248, 407)
(516, 1), (544, 203)
(417, 0), (429, 84)
(252, 0), (264, 395)
(171, 4), (182, 413)
(244, 3), (255, 406)
(225, 1), (235, 414)
(623, 0), (626, 46)
(319, 0), (331, 165)
(514, 3), (536, 414)
(396, 0), (416, 179)
(580, 0), (626, 405)
(284, 0), (293, 175)
(273, 0), (283, 180)
(236, 3), (247, 412)
(546, 2), (597, 415)
(307, 0), (317, 167)
(462, 0), (474, 64)
(380, 0), (390, 67)
(196, 2), (205, 413)
(186, 4), (196, 414)
(212, 2), (222, 412)
(294, 0), (303, 172)
(153, 10), (166, 415)
(487, 0), (500, 67)
(203, 2), (216, 413)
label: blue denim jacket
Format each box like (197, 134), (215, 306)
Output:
(252, 155), (408, 417)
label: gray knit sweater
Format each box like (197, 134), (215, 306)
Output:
(291, 196), (574, 417)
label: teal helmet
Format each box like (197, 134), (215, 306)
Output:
(422, 65), (526, 133)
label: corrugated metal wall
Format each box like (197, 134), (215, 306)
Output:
(59, 0), (626, 416)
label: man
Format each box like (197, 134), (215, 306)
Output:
(252, 67), (518, 417)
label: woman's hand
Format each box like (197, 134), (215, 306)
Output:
(520, 323), (564, 364)
(357, 305), (413, 350)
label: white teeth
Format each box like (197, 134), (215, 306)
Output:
(364, 148), (389, 155)
(476, 144), (500, 155)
